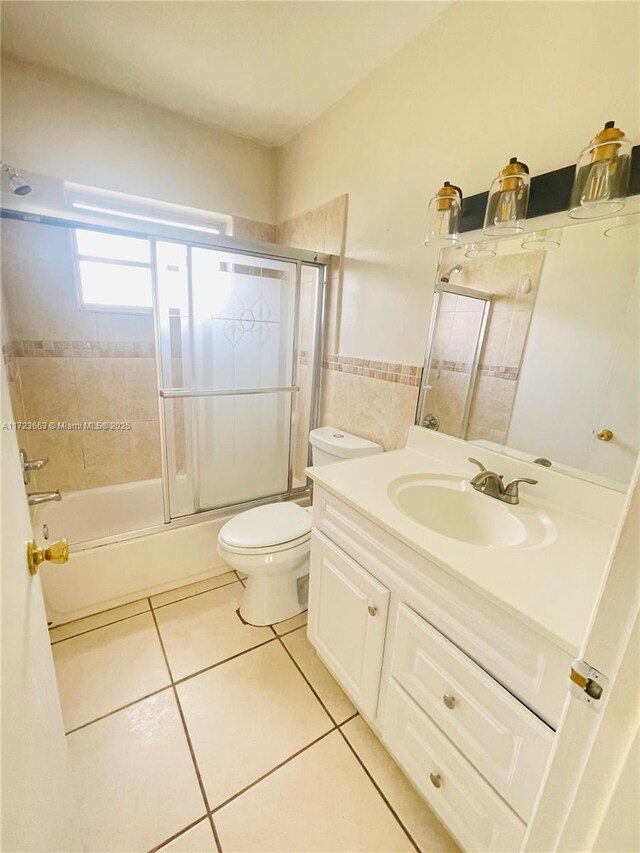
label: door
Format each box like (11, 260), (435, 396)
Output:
(524, 461), (640, 852)
(308, 531), (389, 718)
(153, 241), (303, 518)
(0, 370), (79, 850)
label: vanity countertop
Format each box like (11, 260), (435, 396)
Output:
(306, 429), (623, 656)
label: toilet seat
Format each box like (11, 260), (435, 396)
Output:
(218, 503), (312, 551)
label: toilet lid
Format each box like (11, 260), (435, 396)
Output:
(219, 503), (312, 549)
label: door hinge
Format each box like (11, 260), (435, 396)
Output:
(569, 659), (609, 710)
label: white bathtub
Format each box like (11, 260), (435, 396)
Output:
(35, 478), (232, 625)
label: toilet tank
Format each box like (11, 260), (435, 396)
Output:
(309, 427), (383, 466)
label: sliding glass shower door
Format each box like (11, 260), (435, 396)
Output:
(153, 239), (319, 519)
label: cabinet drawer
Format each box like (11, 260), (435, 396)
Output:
(390, 604), (553, 821)
(383, 679), (526, 853)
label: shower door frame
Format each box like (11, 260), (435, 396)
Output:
(1, 201), (330, 530)
(151, 233), (329, 524)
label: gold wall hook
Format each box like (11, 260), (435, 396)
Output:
(27, 538), (69, 576)
(597, 429), (614, 442)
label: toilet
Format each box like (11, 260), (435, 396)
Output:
(218, 427), (383, 626)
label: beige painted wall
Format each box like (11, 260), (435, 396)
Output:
(1, 57), (277, 224)
(276, 1), (640, 366)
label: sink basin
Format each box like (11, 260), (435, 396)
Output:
(388, 474), (555, 549)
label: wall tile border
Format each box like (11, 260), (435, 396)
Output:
(431, 358), (519, 381)
(3, 339), (155, 362)
(322, 354), (423, 387)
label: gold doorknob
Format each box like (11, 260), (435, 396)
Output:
(27, 538), (69, 576)
(597, 429), (614, 442)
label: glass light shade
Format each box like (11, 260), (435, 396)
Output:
(521, 229), (562, 251)
(483, 158), (530, 236)
(603, 213), (640, 238)
(424, 182), (462, 247)
(569, 122), (632, 220)
(464, 240), (497, 258)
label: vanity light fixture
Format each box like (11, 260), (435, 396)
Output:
(521, 229), (562, 251)
(483, 157), (530, 236)
(424, 181), (463, 247)
(569, 122), (632, 219)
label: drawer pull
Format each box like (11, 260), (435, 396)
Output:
(443, 694), (456, 710)
(429, 772), (442, 789)
(368, 604), (378, 616)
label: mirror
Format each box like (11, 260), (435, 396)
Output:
(418, 213), (640, 490)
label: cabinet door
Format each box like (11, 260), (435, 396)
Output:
(308, 531), (389, 719)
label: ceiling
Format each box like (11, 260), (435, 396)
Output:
(1, 1), (451, 147)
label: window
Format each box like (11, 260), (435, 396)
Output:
(74, 229), (153, 311)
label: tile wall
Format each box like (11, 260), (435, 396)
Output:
(275, 194), (422, 464)
(2, 219), (161, 491)
(2, 196), (427, 496)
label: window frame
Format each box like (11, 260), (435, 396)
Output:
(73, 228), (155, 314)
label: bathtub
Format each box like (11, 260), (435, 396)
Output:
(36, 478), (233, 625)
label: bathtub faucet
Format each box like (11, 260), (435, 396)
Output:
(27, 490), (62, 506)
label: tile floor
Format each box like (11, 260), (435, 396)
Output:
(50, 569), (459, 853)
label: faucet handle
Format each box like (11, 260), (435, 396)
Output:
(20, 449), (50, 485)
(468, 457), (487, 473)
(504, 477), (538, 503)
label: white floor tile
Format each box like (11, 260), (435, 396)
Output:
(154, 582), (273, 680)
(178, 641), (333, 808)
(341, 716), (460, 853)
(52, 611), (170, 731)
(272, 610), (308, 635)
(281, 626), (356, 723)
(151, 571), (237, 609)
(215, 730), (414, 852)
(68, 690), (205, 852)
(156, 818), (217, 852)
(49, 598), (149, 642)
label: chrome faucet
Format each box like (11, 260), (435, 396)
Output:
(27, 490), (62, 506)
(468, 458), (537, 505)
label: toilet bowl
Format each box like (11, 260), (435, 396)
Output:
(218, 503), (312, 626)
(218, 427), (383, 626)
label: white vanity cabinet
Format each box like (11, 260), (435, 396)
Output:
(308, 487), (570, 853)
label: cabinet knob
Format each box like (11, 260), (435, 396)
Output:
(597, 428), (614, 442)
(429, 772), (442, 789)
(367, 604), (378, 617)
(443, 694), (456, 710)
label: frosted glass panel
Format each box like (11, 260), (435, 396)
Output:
(155, 239), (300, 517)
(190, 248), (295, 392)
(195, 392), (293, 509)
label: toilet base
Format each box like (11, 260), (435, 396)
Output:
(240, 564), (309, 626)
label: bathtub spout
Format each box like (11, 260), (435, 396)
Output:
(28, 490), (62, 506)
